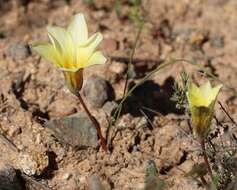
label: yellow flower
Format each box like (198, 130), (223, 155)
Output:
(32, 13), (106, 95)
(187, 81), (222, 138)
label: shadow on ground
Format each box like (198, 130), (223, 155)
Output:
(120, 76), (184, 119)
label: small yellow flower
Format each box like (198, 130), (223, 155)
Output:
(32, 13), (106, 95)
(187, 81), (222, 138)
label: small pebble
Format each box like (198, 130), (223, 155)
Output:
(0, 162), (21, 190)
(83, 76), (111, 108)
(7, 42), (31, 60)
(35, 133), (42, 144)
(189, 31), (207, 46)
(109, 61), (127, 75)
(8, 125), (21, 138)
(102, 101), (118, 116)
(17, 151), (48, 176)
(48, 98), (77, 117)
(106, 61), (127, 83)
(62, 173), (72, 180)
(44, 112), (98, 148)
(210, 35), (224, 48)
(90, 0), (114, 9)
(101, 38), (118, 52)
(88, 174), (105, 190)
(135, 117), (148, 129)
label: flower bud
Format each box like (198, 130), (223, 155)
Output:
(63, 69), (83, 95)
(187, 81), (222, 138)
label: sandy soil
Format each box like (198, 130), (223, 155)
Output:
(0, 0), (237, 189)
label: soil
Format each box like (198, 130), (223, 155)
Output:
(0, 0), (237, 190)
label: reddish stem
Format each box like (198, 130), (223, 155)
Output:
(77, 93), (107, 151)
(200, 176), (207, 186)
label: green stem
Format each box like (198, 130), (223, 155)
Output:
(200, 138), (214, 181)
(122, 22), (144, 99)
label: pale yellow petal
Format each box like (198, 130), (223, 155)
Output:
(47, 26), (67, 53)
(187, 82), (202, 107)
(74, 47), (89, 69)
(210, 84), (222, 102)
(32, 42), (62, 68)
(187, 81), (222, 107)
(86, 51), (106, 67)
(199, 82), (222, 106)
(200, 81), (211, 98)
(47, 26), (75, 69)
(67, 13), (88, 46)
(74, 33), (103, 68)
(200, 81), (212, 106)
(83, 32), (103, 53)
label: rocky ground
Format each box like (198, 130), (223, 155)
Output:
(0, 0), (237, 189)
